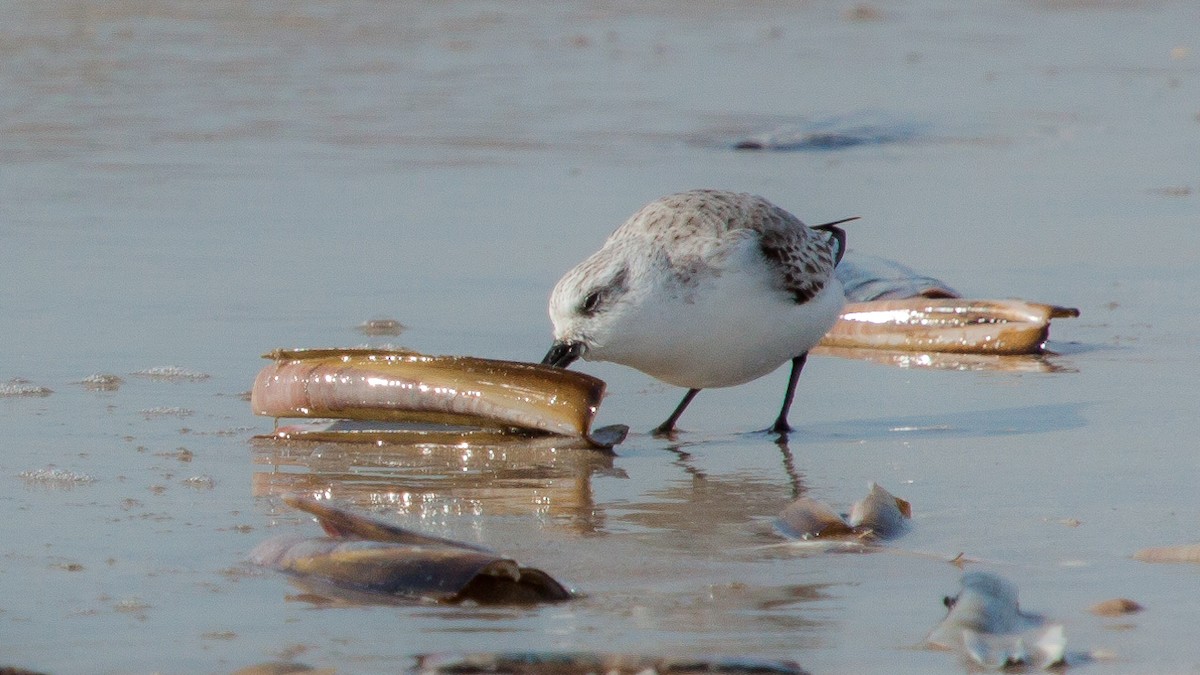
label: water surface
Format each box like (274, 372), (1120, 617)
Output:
(3, 1), (1200, 673)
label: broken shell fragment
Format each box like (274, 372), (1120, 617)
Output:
(1133, 543), (1200, 564)
(775, 498), (856, 540)
(836, 251), (961, 302)
(250, 495), (570, 604)
(821, 299), (1079, 355)
(927, 572), (1066, 669)
(356, 317), (405, 336)
(1089, 597), (1143, 616)
(847, 482), (911, 538)
(251, 348), (618, 447)
(931, 572), (1040, 638)
(775, 482), (910, 542)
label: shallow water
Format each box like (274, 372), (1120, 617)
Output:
(3, 1), (1200, 673)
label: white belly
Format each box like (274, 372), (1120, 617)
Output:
(591, 260), (845, 390)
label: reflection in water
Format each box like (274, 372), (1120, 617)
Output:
(251, 435), (618, 535)
(414, 650), (810, 674)
(774, 437), (804, 500)
(667, 437), (805, 499)
(606, 445), (804, 559)
(588, 581), (836, 646)
(813, 345), (1077, 373)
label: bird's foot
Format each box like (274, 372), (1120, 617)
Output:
(763, 417), (793, 436)
(650, 423), (681, 439)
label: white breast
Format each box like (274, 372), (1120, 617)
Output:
(589, 239), (845, 389)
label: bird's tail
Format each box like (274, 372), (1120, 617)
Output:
(812, 216), (857, 266)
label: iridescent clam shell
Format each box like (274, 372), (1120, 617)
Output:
(822, 299), (1079, 355)
(251, 348), (620, 447)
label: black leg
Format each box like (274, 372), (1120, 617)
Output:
(771, 353), (808, 434)
(652, 388), (701, 437)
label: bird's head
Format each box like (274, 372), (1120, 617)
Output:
(541, 251), (632, 369)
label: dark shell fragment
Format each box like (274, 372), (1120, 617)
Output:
(250, 495), (570, 604)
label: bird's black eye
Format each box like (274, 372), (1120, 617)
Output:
(581, 290), (603, 315)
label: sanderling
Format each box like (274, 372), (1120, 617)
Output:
(542, 189), (853, 436)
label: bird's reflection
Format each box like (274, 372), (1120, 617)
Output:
(774, 436), (805, 500)
(591, 436), (806, 558)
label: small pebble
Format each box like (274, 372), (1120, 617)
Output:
(357, 317), (405, 336)
(1089, 598), (1143, 616)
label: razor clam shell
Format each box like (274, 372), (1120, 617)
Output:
(821, 299), (1080, 355)
(251, 496), (570, 604)
(846, 482), (911, 539)
(251, 348), (606, 438)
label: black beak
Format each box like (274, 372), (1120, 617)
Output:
(541, 341), (584, 368)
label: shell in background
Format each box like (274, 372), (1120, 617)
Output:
(836, 251), (960, 302)
(822, 299), (1079, 355)
(826, 251), (1079, 356)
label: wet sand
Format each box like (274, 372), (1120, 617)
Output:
(3, 1), (1200, 673)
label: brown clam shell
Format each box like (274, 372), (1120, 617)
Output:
(250, 495), (570, 604)
(821, 299), (1079, 355)
(251, 348), (607, 439)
